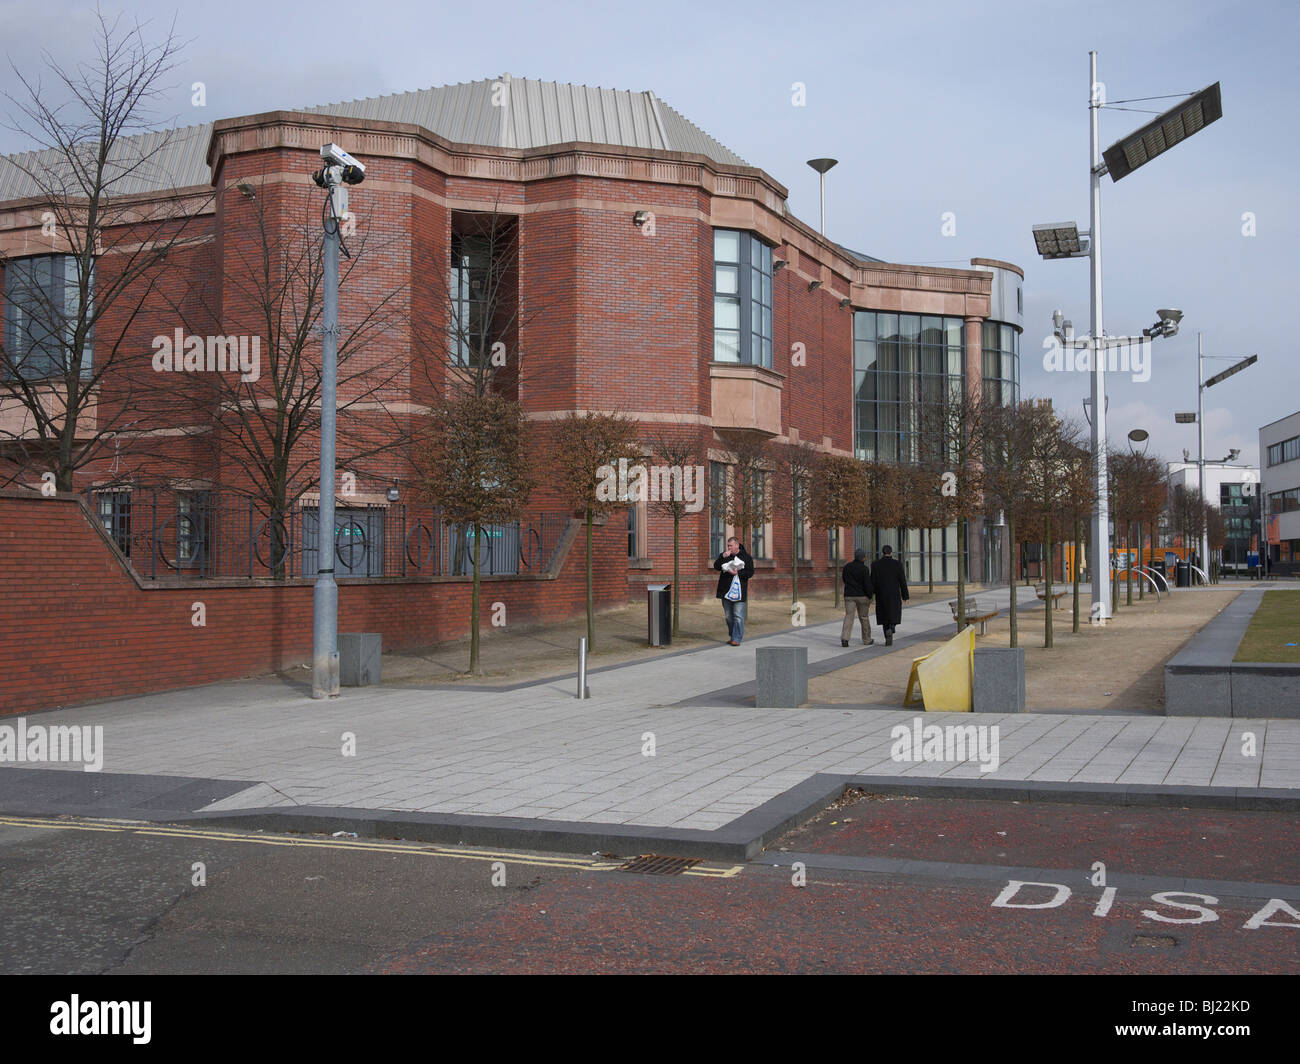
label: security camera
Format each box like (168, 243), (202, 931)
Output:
(313, 143), (365, 186)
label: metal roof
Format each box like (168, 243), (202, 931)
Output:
(0, 76), (750, 204)
(303, 75), (750, 166)
(0, 123), (212, 202)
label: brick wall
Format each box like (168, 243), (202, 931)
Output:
(0, 493), (628, 715)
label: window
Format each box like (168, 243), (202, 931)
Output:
(1267, 435), (1300, 467)
(176, 490), (211, 569)
(749, 473), (767, 559)
(709, 461), (727, 558)
(713, 230), (773, 368)
(794, 477), (809, 561)
(450, 234), (490, 366)
(1269, 488), (1300, 514)
(854, 311), (969, 463)
(93, 488), (131, 556)
(3, 254), (93, 380)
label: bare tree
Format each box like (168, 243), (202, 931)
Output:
(1023, 405), (1082, 648)
(647, 430), (705, 636)
(417, 392), (534, 675)
(714, 430), (772, 554)
(919, 388), (992, 630)
(982, 399), (1039, 646)
(0, 12), (212, 490)
(808, 454), (869, 607)
(773, 439), (819, 607)
(161, 174), (405, 577)
(550, 411), (640, 650)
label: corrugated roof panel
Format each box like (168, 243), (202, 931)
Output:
(0, 122), (211, 202)
(0, 78), (753, 206)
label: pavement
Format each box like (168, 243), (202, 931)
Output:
(2, 583), (1297, 859)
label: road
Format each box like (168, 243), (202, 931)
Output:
(1, 793), (1295, 976)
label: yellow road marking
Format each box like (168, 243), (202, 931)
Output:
(0, 814), (745, 878)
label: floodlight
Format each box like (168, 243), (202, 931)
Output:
(1032, 222), (1086, 259)
(1204, 354), (1257, 389)
(1101, 83), (1223, 182)
(1174, 412), (1197, 424)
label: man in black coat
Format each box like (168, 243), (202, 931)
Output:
(869, 544), (909, 646)
(840, 547), (875, 647)
(713, 536), (755, 645)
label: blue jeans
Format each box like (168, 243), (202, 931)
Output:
(722, 599), (747, 642)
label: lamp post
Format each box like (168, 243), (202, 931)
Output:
(806, 158), (837, 236)
(309, 143), (366, 699)
(1032, 53), (1222, 623)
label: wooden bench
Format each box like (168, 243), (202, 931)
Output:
(949, 598), (999, 636)
(1035, 585), (1069, 609)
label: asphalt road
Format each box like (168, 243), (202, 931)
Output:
(1, 795), (1296, 976)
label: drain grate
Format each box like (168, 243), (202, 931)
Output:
(619, 854), (702, 876)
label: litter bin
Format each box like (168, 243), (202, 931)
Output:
(1149, 559), (1167, 590)
(1175, 561), (1191, 588)
(647, 584), (672, 647)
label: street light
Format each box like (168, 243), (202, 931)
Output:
(806, 158), (837, 236)
(1127, 428), (1149, 454)
(1031, 53), (1223, 623)
(1177, 334), (1259, 574)
(1101, 83), (1223, 183)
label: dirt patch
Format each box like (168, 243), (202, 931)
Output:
(807, 586), (1244, 711)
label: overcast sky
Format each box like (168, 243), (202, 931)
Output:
(3, 0), (1294, 468)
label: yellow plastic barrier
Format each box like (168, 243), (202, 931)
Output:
(902, 626), (975, 712)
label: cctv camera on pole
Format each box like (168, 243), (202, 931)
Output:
(310, 143), (365, 700)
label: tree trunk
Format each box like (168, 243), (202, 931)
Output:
(832, 528), (841, 608)
(672, 513), (681, 636)
(1126, 520), (1133, 605)
(1072, 516), (1081, 633)
(1007, 513), (1018, 648)
(1044, 516), (1054, 649)
(470, 523), (482, 675)
(1137, 521), (1144, 600)
(585, 510), (595, 650)
(791, 504), (799, 607)
(927, 526), (934, 593)
(956, 516), (967, 630)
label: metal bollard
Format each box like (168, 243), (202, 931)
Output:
(577, 637), (590, 699)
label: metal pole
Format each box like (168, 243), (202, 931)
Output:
(1197, 331), (1209, 578)
(577, 636), (589, 699)
(1089, 50), (1111, 621)
(312, 178), (342, 699)
(819, 171), (826, 236)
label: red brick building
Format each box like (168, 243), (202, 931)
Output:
(0, 76), (1022, 711)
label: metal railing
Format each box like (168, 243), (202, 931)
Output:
(83, 483), (570, 581)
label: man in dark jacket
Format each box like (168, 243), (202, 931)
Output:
(840, 547), (875, 647)
(869, 544), (909, 646)
(713, 537), (755, 645)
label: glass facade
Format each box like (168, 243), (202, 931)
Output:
(713, 230), (773, 368)
(853, 311), (965, 463)
(981, 321), (1020, 407)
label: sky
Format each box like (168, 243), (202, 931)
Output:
(2, 0), (1295, 468)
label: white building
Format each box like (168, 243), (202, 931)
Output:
(1261, 411), (1300, 576)
(1166, 459), (1260, 572)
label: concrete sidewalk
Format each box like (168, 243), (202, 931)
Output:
(2, 583), (1296, 858)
